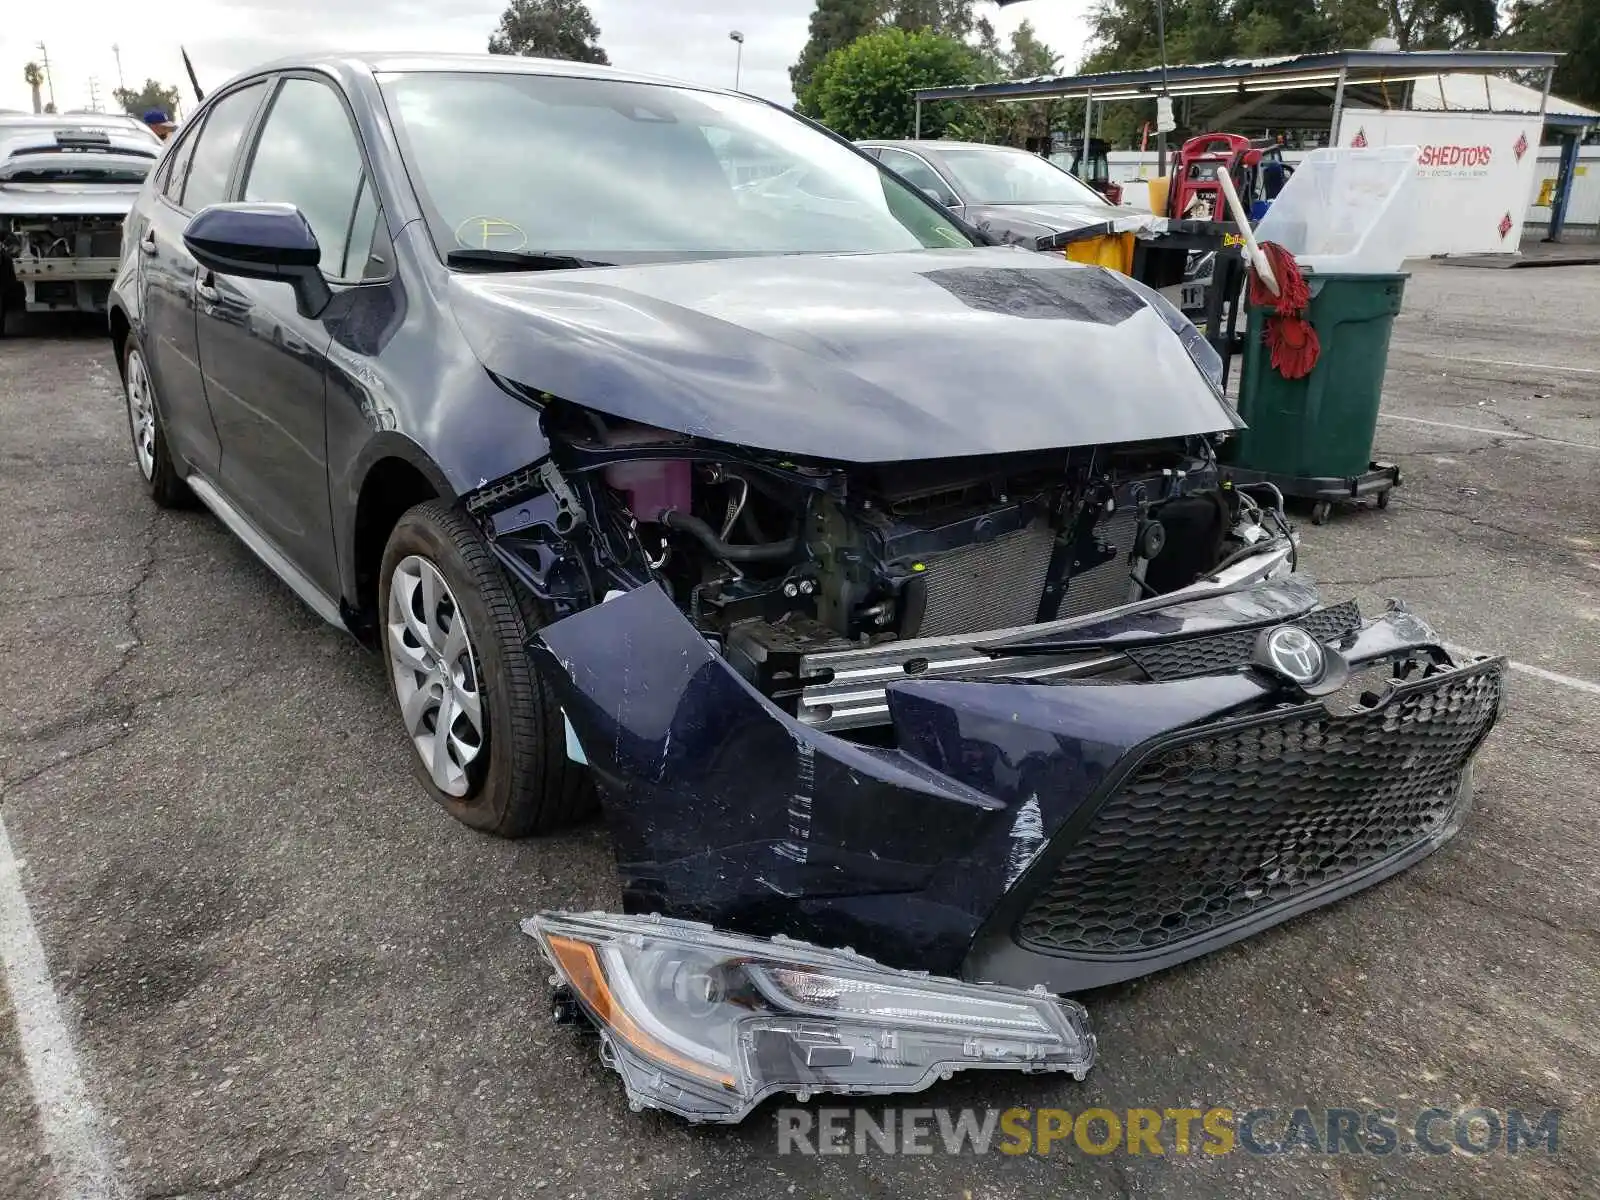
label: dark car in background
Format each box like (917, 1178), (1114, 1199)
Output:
(858, 138), (1126, 246)
(107, 53), (1500, 1001)
(1, 112), (161, 330)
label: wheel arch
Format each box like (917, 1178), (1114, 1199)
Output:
(342, 438), (458, 643)
(108, 303), (133, 381)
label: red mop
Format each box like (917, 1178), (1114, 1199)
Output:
(1249, 242), (1320, 380)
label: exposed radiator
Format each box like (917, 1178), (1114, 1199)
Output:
(915, 520), (1056, 637)
(1059, 504), (1141, 619)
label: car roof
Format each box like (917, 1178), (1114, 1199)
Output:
(212, 51), (737, 99)
(0, 112), (156, 135)
(858, 140), (1024, 152)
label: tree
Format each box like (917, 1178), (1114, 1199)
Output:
(1382, 0), (1500, 49)
(1507, 0), (1600, 107)
(996, 21), (1066, 147)
(791, 0), (886, 111)
(1084, 0), (1496, 66)
(941, 18), (1069, 147)
(23, 62), (44, 115)
(890, 0), (977, 38)
(488, 0), (609, 64)
(972, 15), (1007, 79)
(114, 79), (180, 119)
(809, 26), (981, 138)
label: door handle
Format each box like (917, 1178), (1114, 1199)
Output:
(138, 229), (156, 256)
(194, 272), (219, 304)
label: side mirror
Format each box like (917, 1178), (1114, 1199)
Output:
(183, 203), (332, 319)
(919, 185), (955, 208)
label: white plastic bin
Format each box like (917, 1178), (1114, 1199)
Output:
(1253, 146), (1420, 275)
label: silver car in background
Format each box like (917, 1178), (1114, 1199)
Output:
(0, 112), (162, 330)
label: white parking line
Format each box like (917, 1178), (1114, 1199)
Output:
(0, 812), (121, 1200)
(1416, 354), (1600, 376)
(1377, 413), (1599, 452)
(1445, 644), (1600, 698)
(1508, 661), (1600, 698)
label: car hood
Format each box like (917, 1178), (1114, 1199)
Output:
(964, 201), (1126, 236)
(448, 247), (1240, 463)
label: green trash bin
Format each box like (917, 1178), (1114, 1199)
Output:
(1223, 272), (1406, 522)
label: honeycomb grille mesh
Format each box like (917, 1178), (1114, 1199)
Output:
(1015, 663), (1503, 958)
(1127, 601), (1363, 682)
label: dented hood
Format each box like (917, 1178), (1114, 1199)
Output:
(447, 248), (1240, 463)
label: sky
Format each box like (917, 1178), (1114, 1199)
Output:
(1, 0), (1095, 118)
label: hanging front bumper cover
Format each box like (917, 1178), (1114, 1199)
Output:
(531, 580), (1506, 996)
(524, 911), (1096, 1124)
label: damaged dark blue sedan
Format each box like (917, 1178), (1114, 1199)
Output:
(109, 52), (1502, 1031)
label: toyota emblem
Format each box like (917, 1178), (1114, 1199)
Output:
(1264, 626), (1325, 685)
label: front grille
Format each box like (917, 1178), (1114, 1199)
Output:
(1127, 600), (1363, 682)
(917, 520), (1056, 637)
(1015, 661), (1503, 958)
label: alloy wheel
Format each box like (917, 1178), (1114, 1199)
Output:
(386, 555), (486, 796)
(126, 349), (157, 481)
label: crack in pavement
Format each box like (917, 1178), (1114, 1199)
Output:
(1395, 497), (1595, 562)
(0, 673), (262, 796)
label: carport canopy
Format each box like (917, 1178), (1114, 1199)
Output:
(912, 49), (1573, 142)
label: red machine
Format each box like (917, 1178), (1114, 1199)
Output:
(1167, 133), (1292, 222)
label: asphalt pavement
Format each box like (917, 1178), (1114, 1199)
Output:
(1, 261), (1597, 1199)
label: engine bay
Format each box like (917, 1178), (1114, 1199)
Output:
(1, 214), (125, 314)
(479, 400), (1294, 728)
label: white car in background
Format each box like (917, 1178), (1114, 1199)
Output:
(0, 112), (162, 331)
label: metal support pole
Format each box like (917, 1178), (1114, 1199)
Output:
(1547, 131), (1580, 243)
(1538, 67), (1563, 243)
(914, 97), (922, 140)
(1329, 66), (1348, 146)
(1155, 0), (1169, 176)
(1082, 90), (1093, 159)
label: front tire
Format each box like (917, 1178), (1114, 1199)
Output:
(379, 501), (591, 837)
(123, 341), (191, 507)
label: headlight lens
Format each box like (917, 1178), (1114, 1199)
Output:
(527, 911), (1096, 1123)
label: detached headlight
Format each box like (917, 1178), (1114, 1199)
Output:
(525, 911), (1096, 1124)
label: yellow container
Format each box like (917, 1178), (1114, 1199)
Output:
(1147, 175), (1172, 217)
(1064, 231), (1136, 274)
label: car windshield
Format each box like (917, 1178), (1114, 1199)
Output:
(378, 71), (975, 265)
(937, 147), (1108, 207)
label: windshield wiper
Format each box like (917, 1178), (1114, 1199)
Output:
(446, 249), (612, 271)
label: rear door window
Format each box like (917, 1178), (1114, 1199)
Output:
(158, 120), (202, 201)
(876, 148), (958, 206)
(180, 82), (266, 211)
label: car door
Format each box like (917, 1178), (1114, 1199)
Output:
(194, 74), (376, 598)
(136, 83), (267, 480)
(874, 147), (963, 216)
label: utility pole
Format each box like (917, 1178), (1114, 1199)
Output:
(36, 43), (57, 112)
(88, 76), (102, 112)
(113, 43), (125, 93)
(729, 31), (745, 91)
(1154, 0), (1171, 177)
